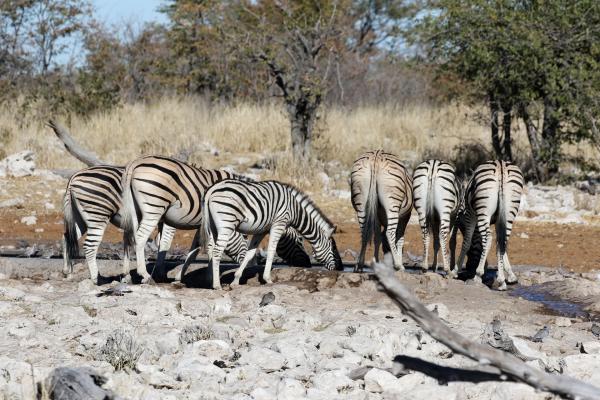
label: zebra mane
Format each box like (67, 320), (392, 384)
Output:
(277, 181), (335, 229)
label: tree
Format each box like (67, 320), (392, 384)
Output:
(415, 0), (600, 181)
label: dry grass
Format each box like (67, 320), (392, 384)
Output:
(0, 96), (533, 189)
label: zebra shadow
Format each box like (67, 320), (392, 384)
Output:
(172, 262), (269, 289)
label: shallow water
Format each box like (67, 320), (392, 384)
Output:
(510, 284), (590, 319)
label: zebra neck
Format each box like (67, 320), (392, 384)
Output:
(290, 197), (327, 242)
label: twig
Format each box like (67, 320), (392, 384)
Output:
(372, 258), (600, 400)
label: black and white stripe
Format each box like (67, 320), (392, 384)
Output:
(350, 150), (413, 271)
(412, 160), (462, 275)
(454, 160), (524, 290)
(203, 179), (343, 290)
(120, 156), (310, 283)
(62, 165), (176, 283)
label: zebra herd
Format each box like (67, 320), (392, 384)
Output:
(62, 150), (523, 291)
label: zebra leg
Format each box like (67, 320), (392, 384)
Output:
(176, 229), (201, 282)
(210, 231), (234, 290)
(455, 213), (476, 274)
(232, 233), (266, 287)
(262, 224), (287, 284)
(134, 218), (158, 283)
(83, 222), (109, 285)
(475, 222), (492, 282)
(62, 236), (72, 278)
(503, 227), (518, 284)
(121, 239), (131, 282)
(389, 213), (410, 271)
(420, 225), (430, 272)
(356, 225), (368, 273)
(155, 224), (176, 280)
(439, 218), (452, 276)
(495, 245), (507, 291)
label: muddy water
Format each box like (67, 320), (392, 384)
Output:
(510, 283), (591, 319)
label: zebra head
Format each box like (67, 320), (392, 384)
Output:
(313, 226), (343, 271)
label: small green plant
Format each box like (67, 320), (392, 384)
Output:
(98, 329), (143, 371)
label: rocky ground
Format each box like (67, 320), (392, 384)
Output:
(1, 259), (600, 400)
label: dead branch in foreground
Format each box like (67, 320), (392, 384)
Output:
(46, 119), (106, 167)
(372, 258), (600, 400)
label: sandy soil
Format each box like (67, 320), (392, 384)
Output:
(2, 211), (600, 273)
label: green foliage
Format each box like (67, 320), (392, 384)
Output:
(415, 0), (600, 180)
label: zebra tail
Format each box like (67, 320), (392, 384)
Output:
(362, 164), (379, 251)
(200, 195), (211, 252)
(425, 164), (435, 228)
(63, 187), (80, 264)
(496, 163), (508, 255)
(120, 166), (138, 249)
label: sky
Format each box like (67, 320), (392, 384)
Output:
(91, 0), (168, 26)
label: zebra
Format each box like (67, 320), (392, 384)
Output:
(202, 179), (343, 290)
(350, 150), (413, 272)
(412, 160), (462, 275)
(454, 160), (524, 290)
(120, 155), (310, 283)
(62, 165), (237, 284)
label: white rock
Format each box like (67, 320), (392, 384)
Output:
(250, 387), (276, 400)
(0, 150), (35, 177)
(312, 370), (357, 394)
(137, 363), (180, 389)
(276, 377), (306, 399)
(152, 330), (181, 356)
(239, 347), (286, 372)
(175, 358), (225, 383)
(212, 296), (232, 315)
(44, 202), (55, 210)
(0, 357), (37, 399)
(0, 198), (24, 208)
(35, 228), (44, 233)
(426, 303), (450, 320)
(519, 232), (530, 239)
(191, 339), (232, 360)
(20, 216), (37, 225)
(363, 368), (403, 394)
(554, 317), (571, 327)
(581, 342), (600, 354)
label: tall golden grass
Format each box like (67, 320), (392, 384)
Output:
(0, 96), (529, 188)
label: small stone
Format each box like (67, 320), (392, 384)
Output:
(554, 317), (571, 327)
(363, 368), (402, 394)
(519, 232), (530, 239)
(581, 342), (600, 355)
(35, 228), (44, 233)
(20, 216), (37, 225)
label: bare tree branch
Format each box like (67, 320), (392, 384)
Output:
(373, 258), (600, 400)
(46, 119), (106, 167)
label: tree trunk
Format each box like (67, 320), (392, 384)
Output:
(287, 97), (319, 160)
(490, 96), (502, 159)
(519, 105), (545, 181)
(541, 97), (561, 178)
(501, 105), (512, 161)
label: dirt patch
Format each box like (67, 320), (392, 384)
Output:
(2, 211), (600, 273)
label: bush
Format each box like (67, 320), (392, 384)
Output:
(98, 329), (143, 371)
(179, 325), (215, 345)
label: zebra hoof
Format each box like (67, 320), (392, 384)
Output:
(141, 276), (154, 284)
(493, 280), (507, 291)
(230, 280), (241, 289)
(121, 275), (132, 284)
(213, 285), (223, 290)
(507, 274), (518, 284)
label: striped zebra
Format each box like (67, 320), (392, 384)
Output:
(62, 165), (239, 284)
(202, 179), (343, 290)
(350, 150), (413, 272)
(63, 165), (175, 284)
(120, 156), (310, 283)
(454, 160), (524, 290)
(412, 160), (462, 275)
